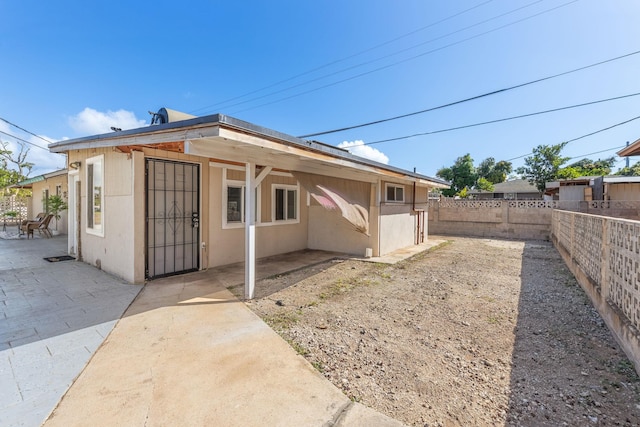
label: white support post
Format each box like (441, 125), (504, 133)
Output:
(245, 162), (256, 299)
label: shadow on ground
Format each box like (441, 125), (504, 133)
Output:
(508, 241), (640, 425)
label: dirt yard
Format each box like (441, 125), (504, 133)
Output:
(245, 237), (640, 426)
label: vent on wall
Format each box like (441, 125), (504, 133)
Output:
(150, 108), (196, 125)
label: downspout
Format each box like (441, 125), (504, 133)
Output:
(412, 168), (424, 245)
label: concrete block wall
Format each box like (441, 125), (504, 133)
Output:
(427, 200), (554, 240)
(551, 210), (640, 376)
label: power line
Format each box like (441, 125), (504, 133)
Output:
(0, 130), (52, 152)
(195, 0), (549, 115)
(363, 91), (640, 146)
(0, 117), (53, 144)
(190, 0), (496, 114)
(231, 0), (581, 118)
(298, 48), (640, 138)
(565, 145), (626, 161)
(505, 114), (640, 161)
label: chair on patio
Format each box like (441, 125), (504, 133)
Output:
(21, 214), (54, 239)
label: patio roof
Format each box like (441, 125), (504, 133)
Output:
(48, 113), (449, 189)
(12, 169), (68, 188)
(617, 137), (640, 157)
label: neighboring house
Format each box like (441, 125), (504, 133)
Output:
(49, 112), (449, 298)
(13, 169), (69, 234)
(469, 179), (541, 200)
(545, 177), (594, 201)
(545, 176), (640, 201)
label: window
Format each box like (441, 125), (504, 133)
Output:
(223, 177), (260, 228)
(273, 185), (298, 222)
(386, 183), (405, 203)
(56, 184), (62, 196)
(86, 155), (104, 236)
(227, 185), (243, 223)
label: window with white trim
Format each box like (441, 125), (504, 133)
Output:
(224, 181), (259, 227)
(86, 155), (104, 236)
(226, 184), (244, 223)
(272, 184), (298, 222)
(385, 183), (405, 203)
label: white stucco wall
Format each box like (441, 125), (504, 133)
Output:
(73, 148), (138, 283)
(379, 203), (416, 255)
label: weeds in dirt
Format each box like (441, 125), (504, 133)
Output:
(616, 359), (639, 379)
(287, 338), (309, 356)
(264, 311), (299, 330)
(487, 315), (501, 324)
(311, 361), (325, 372)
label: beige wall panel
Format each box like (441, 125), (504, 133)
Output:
(208, 219), (309, 267)
(227, 169), (244, 181)
(560, 186), (587, 201)
(608, 183), (640, 201)
(307, 206), (372, 256)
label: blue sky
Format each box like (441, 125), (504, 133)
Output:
(1, 0), (640, 178)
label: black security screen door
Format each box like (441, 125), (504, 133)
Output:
(146, 159), (200, 279)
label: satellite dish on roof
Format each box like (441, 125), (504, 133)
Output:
(149, 108), (196, 125)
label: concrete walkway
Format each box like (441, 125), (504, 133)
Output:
(43, 270), (405, 426)
(0, 232), (429, 426)
(0, 234), (141, 427)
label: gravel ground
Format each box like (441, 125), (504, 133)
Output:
(245, 237), (640, 426)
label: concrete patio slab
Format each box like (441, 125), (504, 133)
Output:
(0, 236), (141, 427)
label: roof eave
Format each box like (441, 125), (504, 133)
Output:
(49, 113), (450, 188)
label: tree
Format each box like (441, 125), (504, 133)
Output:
(615, 161), (640, 176)
(558, 157), (615, 178)
(476, 177), (494, 192)
(516, 142), (570, 192)
(436, 154), (477, 197)
(0, 140), (33, 191)
(477, 157), (513, 184)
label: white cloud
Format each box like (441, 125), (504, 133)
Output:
(69, 107), (147, 135)
(338, 140), (389, 164)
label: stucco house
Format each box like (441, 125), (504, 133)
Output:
(13, 168), (69, 234)
(469, 178), (541, 200)
(49, 112), (448, 298)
